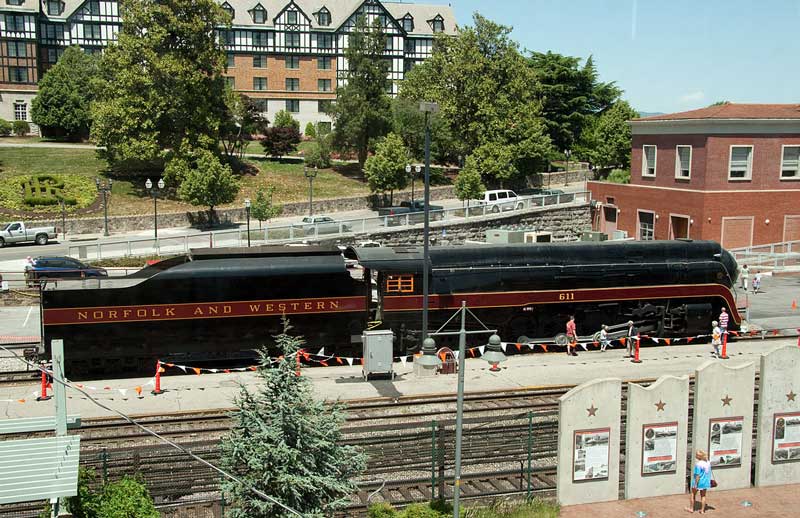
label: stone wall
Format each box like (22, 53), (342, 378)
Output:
(537, 169), (593, 187)
(329, 204), (591, 247)
(20, 186), (456, 236)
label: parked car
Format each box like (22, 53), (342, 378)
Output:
(0, 221), (57, 247)
(291, 216), (352, 236)
(472, 190), (526, 213)
(25, 256), (108, 285)
(377, 200), (445, 226)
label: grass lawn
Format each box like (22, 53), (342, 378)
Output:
(243, 139), (315, 156)
(0, 146), (368, 218)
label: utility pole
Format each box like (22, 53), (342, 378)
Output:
(51, 339), (67, 518)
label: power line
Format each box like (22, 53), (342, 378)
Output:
(0, 344), (304, 517)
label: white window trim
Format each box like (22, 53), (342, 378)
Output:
(674, 145), (692, 180)
(668, 213), (691, 240)
(636, 209), (656, 241)
(779, 144), (800, 181)
(728, 144), (753, 181)
(642, 145), (657, 177)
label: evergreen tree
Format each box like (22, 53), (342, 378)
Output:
(221, 329), (366, 517)
(31, 46), (98, 140)
(328, 15), (392, 169)
(91, 0), (229, 170)
(364, 132), (409, 204)
(304, 121), (316, 138)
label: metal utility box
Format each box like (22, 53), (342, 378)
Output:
(524, 231), (552, 243)
(485, 229), (524, 244)
(581, 231), (608, 242)
(361, 330), (395, 380)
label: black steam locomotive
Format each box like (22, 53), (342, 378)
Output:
(41, 240), (740, 374)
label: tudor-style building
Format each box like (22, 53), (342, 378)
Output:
(588, 103), (800, 249)
(0, 0), (455, 131)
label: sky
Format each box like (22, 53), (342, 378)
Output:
(442, 0), (800, 114)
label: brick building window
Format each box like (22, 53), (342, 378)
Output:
(402, 16), (414, 32)
(253, 54), (266, 68)
(84, 24), (102, 41)
(253, 98), (267, 113)
(285, 55), (299, 69)
(46, 0), (62, 14)
(14, 101), (26, 120)
(252, 31), (266, 46)
(637, 211), (654, 241)
(286, 99), (299, 113)
(781, 146), (800, 179)
(286, 32), (300, 48)
(675, 145), (691, 179)
(385, 36), (393, 51)
(87, 0), (99, 15)
(6, 40), (26, 57)
(286, 10), (298, 24)
(253, 77), (267, 91)
(642, 145), (656, 177)
(251, 5), (266, 24)
(9, 67), (28, 83)
(728, 146), (753, 180)
(285, 78), (299, 91)
(317, 79), (331, 92)
(316, 8), (330, 26)
(226, 53), (235, 68)
(317, 56), (331, 70)
(317, 34), (333, 49)
(5, 14), (26, 32)
(6, 0), (24, 6)
(405, 39), (415, 54)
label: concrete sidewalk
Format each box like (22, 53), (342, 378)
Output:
(560, 483), (799, 517)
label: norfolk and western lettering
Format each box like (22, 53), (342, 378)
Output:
(43, 296), (366, 326)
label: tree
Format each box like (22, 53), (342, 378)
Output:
(39, 469), (158, 518)
(401, 14), (551, 185)
(606, 168), (631, 184)
(528, 51), (621, 152)
(390, 97), (457, 164)
(364, 133), (409, 204)
(454, 156), (485, 210)
(328, 15), (392, 169)
(304, 121), (316, 138)
(31, 46), (98, 140)
(577, 100), (638, 170)
(221, 89), (269, 160)
(261, 126), (301, 157)
(221, 328), (366, 517)
(174, 149), (239, 223)
(273, 109), (299, 130)
(91, 0), (229, 170)
(304, 139), (331, 169)
(250, 186), (282, 228)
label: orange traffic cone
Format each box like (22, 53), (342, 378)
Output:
(792, 300), (798, 311)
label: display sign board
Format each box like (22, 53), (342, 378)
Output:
(573, 428), (610, 481)
(642, 422), (679, 475)
(772, 412), (800, 463)
(709, 417), (744, 467)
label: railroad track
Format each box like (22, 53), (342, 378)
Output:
(0, 369), (40, 386)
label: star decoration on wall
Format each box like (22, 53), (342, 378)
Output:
(587, 404), (598, 417)
(721, 395), (733, 407)
(655, 400), (666, 412)
(787, 390), (797, 402)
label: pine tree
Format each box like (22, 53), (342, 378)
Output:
(221, 329), (366, 517)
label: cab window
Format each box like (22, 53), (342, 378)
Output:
(498, 192), (508, 199)
(385, 274), (414, 293)
(8, 223), (20, 231)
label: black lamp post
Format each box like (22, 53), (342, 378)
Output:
(406, 164), (422, 202)
(145, 178), (165, 240)
(564, 149), (571, 186)
(304, 165), (317, 216)
(418, 100), (439, 365)
(95, 178), (112, 237)
(244, 198), (251, 247)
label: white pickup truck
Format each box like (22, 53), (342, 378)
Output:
(0, 221), (57, 247)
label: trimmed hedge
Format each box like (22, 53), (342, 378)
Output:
(0, 119), (12, 136)
(0, 174), (95, 212)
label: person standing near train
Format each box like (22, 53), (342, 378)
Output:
(566, 316), (578, 356)
(718, 307), (729, 335)
(740, 264), (749, 291)
(625, 320), (637, 358)
(599, 325), (610, 352)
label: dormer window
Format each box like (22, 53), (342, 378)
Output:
(250, 4), (266, 24)
(402, 15), (413, 32)
(46, 0), (63, 15)
(429, 15), (444, 33)
(286, 10), (297, 25)
(6, 0), (24, 6)
(316, 7), (330, 26)
(221, 2), (234, 20)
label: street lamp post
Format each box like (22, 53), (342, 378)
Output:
(145, 178), (165, 240)
(564, 149), (572, 186)
(304, 165), (317, 216)
(427, 302), (505, 518)
(58, 199), (66, 241)
(419, 101), (438, 346)
(244, 198), (251, 247)
(95, 178), (112, 237)
(405, 164), (422, 202)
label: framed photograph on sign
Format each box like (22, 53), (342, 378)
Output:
(573, 428), (610, 482)
(772, 412), (800, 463)
(708, 417), (743, 467)
(641, 422), (678, 475)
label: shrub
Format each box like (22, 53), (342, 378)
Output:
(273, 109), (300, 130)
(13, 120), (30, 136)
(261, 126), (301, 157)
(0, 119), (12, 136)
(368, 502), (398, 518)
(304, 121), (316, 139)
(400, 503), (447, 518)
(304, 140), (331, 169)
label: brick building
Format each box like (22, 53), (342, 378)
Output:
(0, 0), (454, 131)
(588, 103), (800, 249)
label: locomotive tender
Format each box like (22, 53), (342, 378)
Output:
(41, 240), (740, 375)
